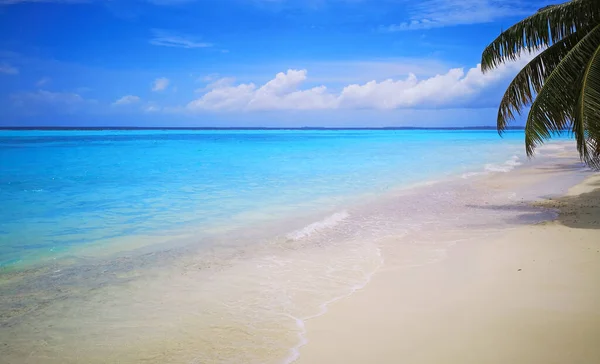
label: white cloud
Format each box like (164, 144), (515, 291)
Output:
(189, 83), (256, 111)
(196, 77), (237, 93)
(383, 0), (545, 31)
(187, 55), (533, 112)
(188, 70), (338, 111)
(149, 29), (212, 49)
(113, 95), (141, 105)
(208, 77), (236, 88)
(152, 77), (170, 91)
(0, 63), (19, 75)
(36, 77), (51, 87)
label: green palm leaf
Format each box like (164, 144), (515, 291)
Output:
(482, 0), (600, 72)
(496, 30), (589, 134)
(525, 23), (600, 157)
(574, 42), (600, 167)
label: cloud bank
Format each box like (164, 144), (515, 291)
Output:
(187, 55), (532, 112)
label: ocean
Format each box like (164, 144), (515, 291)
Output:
(0, 129), (581, 363)
(1, 129), (526, 268)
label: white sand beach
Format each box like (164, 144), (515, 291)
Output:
(298, 168), (600, 363)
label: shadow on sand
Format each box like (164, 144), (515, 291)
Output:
(467, 186), (600, 230)
(530, 163), (587, 174)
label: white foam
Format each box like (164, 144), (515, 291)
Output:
(461, 171), (485, 179)
(461, 156), (523, 178)
(484, 155), (522, 173)
(286, 211), (350, 241)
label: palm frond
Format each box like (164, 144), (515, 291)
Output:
(482, 0), (600, 72)
(575, 43), (600, 168)
(525, 23), (600, 157)
(496, 30), (588, 134)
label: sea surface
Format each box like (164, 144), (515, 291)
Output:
(1, 129), (526, 268)
(0, 129), (583, 364)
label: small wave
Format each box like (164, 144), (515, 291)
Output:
(286, 211), (350, 241)
(484, 155), (522, 173)
(461, 171), (484, 179)
(282, 246), (382, 364)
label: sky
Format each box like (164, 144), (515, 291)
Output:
(0, 0), (548, 127)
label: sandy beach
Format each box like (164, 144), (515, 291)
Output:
(298, 170), (600, 363)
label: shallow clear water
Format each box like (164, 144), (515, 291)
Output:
(0, 129), (526, 268)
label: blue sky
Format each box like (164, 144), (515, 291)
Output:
(0, 0), (547, 127)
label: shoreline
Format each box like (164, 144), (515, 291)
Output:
(296, 170), (600, 363)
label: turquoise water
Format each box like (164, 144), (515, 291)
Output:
(0, 129), (526, 268)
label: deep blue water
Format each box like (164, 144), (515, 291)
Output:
(0, 129), (526, 268)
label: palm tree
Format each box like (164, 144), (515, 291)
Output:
(481, 0), (600, 168)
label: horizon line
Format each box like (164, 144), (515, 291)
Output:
(0, 126), (525, 131)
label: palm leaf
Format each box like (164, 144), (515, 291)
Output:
(525, 23), (600, 157)
(575, 42), (600, 168)
(482, 0), (600, 72)
(496, 30), (588, 134)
